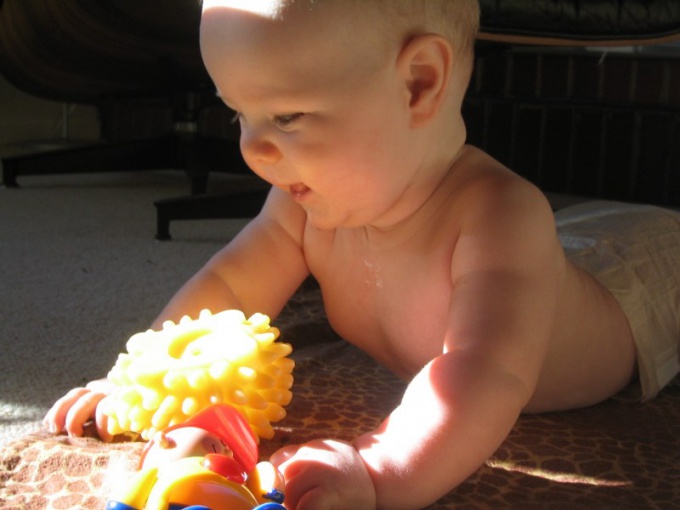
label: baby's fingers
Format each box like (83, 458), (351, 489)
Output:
(270, 443), (301, 467)
(295, 486), (341, 510)
(95, 397), (113, 443)
(43, 387), (92, 434)
(271, 440), (377, 510)
(63, 390), (107, 438)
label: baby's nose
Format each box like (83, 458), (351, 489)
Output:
(240, 130), (282, 166)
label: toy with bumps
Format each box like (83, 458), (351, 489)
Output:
(101, 310), (294, 441)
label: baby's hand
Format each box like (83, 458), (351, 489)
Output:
(43, 379), (114, 442)
(271, 439), (376, 510)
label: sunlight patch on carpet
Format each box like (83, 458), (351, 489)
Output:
(486, 458), (631, 487)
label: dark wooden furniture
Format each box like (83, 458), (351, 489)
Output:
(0, 0), (252, 197)
(2, 1), (679, 239)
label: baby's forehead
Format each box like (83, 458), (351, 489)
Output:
(201, 0), (389, 34)
(201, 3), (392, 76)
(200, 0), (284, 15)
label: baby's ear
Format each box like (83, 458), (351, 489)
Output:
(397, 34), (452, 128)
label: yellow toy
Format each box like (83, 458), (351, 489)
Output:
(101, 310), (294, 441)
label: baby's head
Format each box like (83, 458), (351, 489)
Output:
(200, 0), (480, 229)
(341, 0), (480, 77)
(201, 0), (479, 93)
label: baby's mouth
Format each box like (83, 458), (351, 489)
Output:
(289, 183), (311, 200)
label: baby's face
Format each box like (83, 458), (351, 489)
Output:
(200, 1), (431, 230)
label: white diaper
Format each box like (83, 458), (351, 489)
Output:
(555, 201), (680, 399)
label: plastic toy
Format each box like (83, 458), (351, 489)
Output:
(101, 310), (294, 440)
(106, 404), (286, 510)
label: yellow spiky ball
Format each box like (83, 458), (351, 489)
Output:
(101, 309), (294, 441)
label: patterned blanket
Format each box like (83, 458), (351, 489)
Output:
(2, 283), (679, 509)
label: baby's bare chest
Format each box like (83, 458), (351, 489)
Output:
(306, 236), (455, 376)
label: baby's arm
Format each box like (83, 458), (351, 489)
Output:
(44, 188), (309, 439)
(273, 348), (534, 510)
(150, 188), (310, 327)
(272, 182), (562, 509)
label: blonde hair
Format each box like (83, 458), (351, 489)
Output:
(279, 0), (480, 61)
(202, 1), (479, 60)
(377, 0), (480, 59)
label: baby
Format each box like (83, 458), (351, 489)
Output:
(44, 1), (680, 508)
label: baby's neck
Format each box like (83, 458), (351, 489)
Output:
(365, 127), (467, 231)
(360, 151), (468, 250)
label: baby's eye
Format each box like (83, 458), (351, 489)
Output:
(274, 113), (304, 128)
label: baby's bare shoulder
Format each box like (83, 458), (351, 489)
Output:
(447, 148), (555, 246)
(448, 147), (547, 208)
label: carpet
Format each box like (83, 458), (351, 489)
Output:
(0, 169), (249, 447)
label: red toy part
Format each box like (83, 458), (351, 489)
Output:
(140, 405), (258, 475)
(202, 453), (247, 485)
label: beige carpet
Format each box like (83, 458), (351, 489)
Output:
(0, 169), (250, 446)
